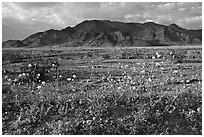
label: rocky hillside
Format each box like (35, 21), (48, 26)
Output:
(3, 20), (202, 48)
(2, 40), (27, 48)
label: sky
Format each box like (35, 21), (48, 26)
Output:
(2, 2), (202, 41)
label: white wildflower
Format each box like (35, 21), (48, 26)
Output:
(141, 70), (145, 73)
(37, 85), (41, 89)
(155, 63), (160, 66)
(73, 75), (76, 79)
(67, 78), (72, 81)
(197, 107), (201, 113)
(118, 87), (122, 90)
(186, 79), (190, 83)
(41, 81), (46, 85)
(28, 64), (32, 67)
(14, 79), (18, 82)
(173, 70), (179, 74)
(156, 52), (161, 58)
(132, 86), (136, 90)
(86, 120), (92, 125)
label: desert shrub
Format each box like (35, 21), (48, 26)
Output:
(2, 83), (202, 135)
(172, 50), (187, 64)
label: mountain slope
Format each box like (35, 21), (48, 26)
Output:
(2, 20), (202, 48)
(2, 40), (27, 48)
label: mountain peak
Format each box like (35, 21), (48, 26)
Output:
(168, 23), (185, 31)
(169, 23), (179, 27)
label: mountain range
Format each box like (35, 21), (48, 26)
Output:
(2, 20), (202, 48)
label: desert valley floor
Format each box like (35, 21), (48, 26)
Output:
(2, 46), (202, 135)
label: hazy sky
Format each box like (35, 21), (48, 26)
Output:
(2, 2), (202, 41)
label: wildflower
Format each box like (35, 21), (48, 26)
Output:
(93, 117), (96, 121)
(86, 120), (92, 125)
(28, 64), (32, 67)
(173, 70), (178, 74)
(132, 86), (136, 90)
(156, 52), (161, 58)
(73, 75), (76, 79)
(152, 56), (156, 59)
(37, 73), (41, 77)
(19, 74), (22, 77)
(198, 80), (201, 85)
(186, 79), (190, 83)
(67, 78), (72, 81)
(188, 109), (195, 116)
(168, 106), (176, 114)
(155, 63), (160, 66)
(22, 73), (26, 76)
(41, 81), (46, 85)
(37, 85), (41, 89)
(82, 120), (86, 124)
(118, 87), (122, 90)
(4, 75), (8, 79)
(148, 78), (152, 82)
(197, 107), (201, 113)
(14, 79), (18, 82)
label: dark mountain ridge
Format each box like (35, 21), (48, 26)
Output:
(2, 20), (202, 48)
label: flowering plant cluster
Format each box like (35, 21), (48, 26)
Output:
(2, 48), (202, 135)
